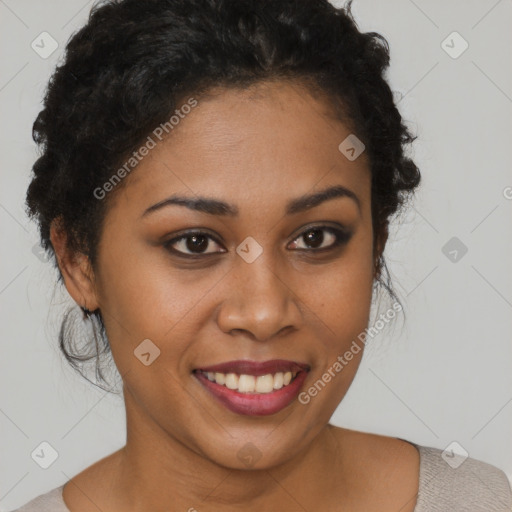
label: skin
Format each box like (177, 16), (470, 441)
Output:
(50, 80), (419, 511)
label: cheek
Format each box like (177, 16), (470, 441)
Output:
(298, 257), (373, 419)
(312, 233), (374, 336)
(311, 278), (372, 383)
(93, 236), (206, 369)
(301, 234), (374, 408)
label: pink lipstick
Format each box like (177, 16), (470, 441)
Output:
(193, 359), (310, 416)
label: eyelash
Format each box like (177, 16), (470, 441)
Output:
(163, 225), (352, 259)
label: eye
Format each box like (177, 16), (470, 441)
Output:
(164, 225), (351, 259)
(164, 231), (226, 257)
(288, 225), (352, 251)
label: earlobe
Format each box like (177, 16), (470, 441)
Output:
(49, 218), (99, 312)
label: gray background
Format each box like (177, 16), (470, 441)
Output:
(1, 0), (511, 509)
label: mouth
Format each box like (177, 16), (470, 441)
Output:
(193, 359), (310, 416)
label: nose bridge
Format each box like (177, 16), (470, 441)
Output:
(235, 233), (283, 298)
(217, 244), (302, 341)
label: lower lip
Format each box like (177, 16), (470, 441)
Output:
(194, 371), (308, 416)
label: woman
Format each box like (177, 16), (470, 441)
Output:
(15, 0), (511, 510)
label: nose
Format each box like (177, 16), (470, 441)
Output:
(216, 256), (304, 342)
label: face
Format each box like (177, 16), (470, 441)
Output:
(78, 80), (376, 469)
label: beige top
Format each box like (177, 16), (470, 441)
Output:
(12, 443), (512, 511)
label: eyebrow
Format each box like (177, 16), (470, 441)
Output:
(141, 184), (361, 218)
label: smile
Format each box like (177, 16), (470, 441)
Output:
(193, 359), (310, 416)
(198, 370), (298, 393)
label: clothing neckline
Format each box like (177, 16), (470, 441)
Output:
(53, 438), (425, 512)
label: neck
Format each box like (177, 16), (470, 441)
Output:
(111, 387), (350, 511)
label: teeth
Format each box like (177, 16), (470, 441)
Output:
(201, 370), (299, 394)
(256, 374), (274, 393)
(225, 373), (239, 390)
(273, 372), (284, 390)
(238, 374), (255, 393)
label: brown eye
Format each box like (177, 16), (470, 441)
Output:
(289, 226), (352, 251)
(164, 225), (351, 259)
(164, 232), (225, 256)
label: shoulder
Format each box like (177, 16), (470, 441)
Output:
(11, 484), (69, 512)
(329, 426), (421, 511)
(330, 426), (512, 512)
(412, 443), (512, 512)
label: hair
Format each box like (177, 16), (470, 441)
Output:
(26, 0), (421, 391)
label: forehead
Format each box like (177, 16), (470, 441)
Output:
(109, 80), (371, 216)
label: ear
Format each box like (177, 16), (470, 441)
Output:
(373, 221), (389, 280)
(49, 218), (99, 312)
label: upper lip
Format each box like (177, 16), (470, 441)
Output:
(195, 359), (310, 376)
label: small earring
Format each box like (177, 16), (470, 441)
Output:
(81, 305), (92, 317)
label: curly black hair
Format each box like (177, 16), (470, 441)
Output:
(26, 0), (421, 391)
